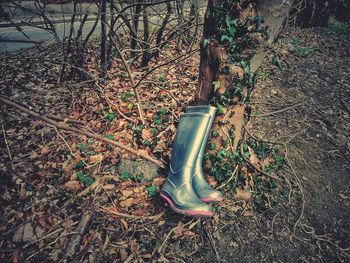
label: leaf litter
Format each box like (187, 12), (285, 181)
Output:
(0, 27), (349, 262)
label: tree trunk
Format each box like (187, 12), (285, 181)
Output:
(130, 0), (142, 58)
(196, 0), (294, 154)
(140, 1), (151, 68)
(100, 0), (107, 76)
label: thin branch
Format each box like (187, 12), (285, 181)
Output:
(0, 95), (163, 168)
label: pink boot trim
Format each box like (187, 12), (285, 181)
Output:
(160, 193), (214, 217)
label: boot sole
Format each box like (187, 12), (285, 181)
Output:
(160, 193), (214, 217)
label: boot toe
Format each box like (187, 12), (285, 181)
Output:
(198, 189), (224, 203)
(160, 191), (214, 217)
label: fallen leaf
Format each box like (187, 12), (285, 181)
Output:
(120, 218), (128, 230)
(234, 188), (252, 201)
(249, 152), (260, 168)
(120, 198), (139, 208)
(89, 153), (103, 164)
(130, 240), (139, 254)
(40, 146), (50, 155)
(70, 173), (77, 181)
(103, 184), (116, 191)
(63, 181), (81, 192)
(152, 177), (166, 186)
(141, 129), (152, 141)
(13, 223), (35, 242)
(206, 176), (218, 187)
(121, 190), (134, 198)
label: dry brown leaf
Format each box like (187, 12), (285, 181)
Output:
(133, 186), (145, 194)
(13, 223), (35, 242)
(40, 146), (50, 155)
(70, 173), (77, 181)
(89, 153), (103, 164)
(206, 176), (218, 187)
(63, 181), (81, 192)
(141, 128), (152, 141)
(121, 190), (134, 198)
(103, 184), (116, 191)
(29, 151), (39, 160)
(153, 140), (166, 153)
(249, 152), (260, 168)
(120, 218), (128, 230)
(119, 198), (139, 208)
(130, 240), (139, 254)
(152, 177), (166, 186)
(234, 188), (252, 201)
(263, 157), (273, 167)
(228, 104), (245, 151)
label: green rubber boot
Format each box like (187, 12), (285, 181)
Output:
(160, 112), (214, 217)
(186, 106), (223, 203)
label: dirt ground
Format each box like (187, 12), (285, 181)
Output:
(198, 27), (350, 262)
(0, 27), (349, 262)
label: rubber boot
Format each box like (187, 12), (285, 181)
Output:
(160, 112), (214, 217)
(186, 106), (224, 203)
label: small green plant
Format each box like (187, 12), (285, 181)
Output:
(104, 112), (116, 121)
(104, 134), (115, 141)
(272, 56), (282, 69)
(120, 92), (135, 102)
(265, 155), (285, 174)
(153, 109), (169, 127)
(157, 73), (167, 82)
(290, 37), (301, 46)
(74, 160), (85, 169)
(134, 174), (143, 183)
(76, 172), (95, 186)
(120, 171), (132, 181)
(77, 140), (94, 154)
(327, 16), (350, 32)
(145, 185), (157, 197)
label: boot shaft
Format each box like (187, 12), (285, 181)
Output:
(170, 112), (211, 173)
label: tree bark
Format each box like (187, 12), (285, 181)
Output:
(196, 0), (294, 154)
(100, 0), (107, 76)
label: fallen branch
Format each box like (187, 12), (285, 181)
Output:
(0, 95), (164, 168)
(98, 205), (164, 220)
(63, 211), (92, 261)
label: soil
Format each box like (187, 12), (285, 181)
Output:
(0, 27), (349, 262)
(198, 27), (350, 262)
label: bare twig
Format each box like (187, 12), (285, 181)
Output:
(244, 157), (283, 182)
(0, 95), (164, 167)
(63, 211), (92, 261)
(110, 35), (145, 124)
(98, 205), (164, 220)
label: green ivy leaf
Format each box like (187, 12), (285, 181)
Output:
(76, 172), (95, 186)
(225, 16), (237, 37)
(104, 112), (116, 121)
(213, 80), (221, 92)
(121, 92), (135, 102)
(145, 185), (157, 197)
(202, 38), (210, 48)
(272, 56), (282, 69)
(212, 130), (219, 137)
(120, 171), (132, 181)
(220, 35), (232, 43)
(104, 134), (115, 141)
(275, 156), (285, 166)
(135, 174), (143, 182)
(75, 160), (85, 169)
(216, 103), (227, 115)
